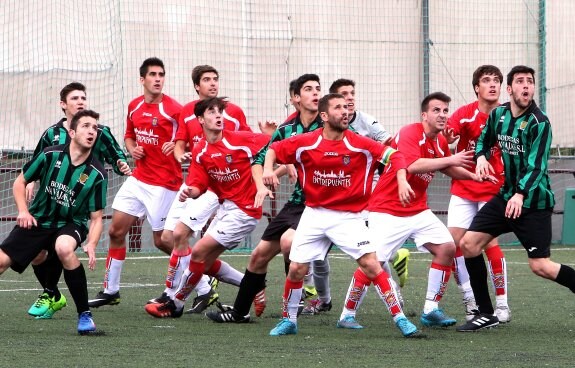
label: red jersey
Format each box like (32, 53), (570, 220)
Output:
(124, 94), (183, 191)
(271, 128), (405, 212)
(369, 123), (450, 216)
(175, 100), (251, 147)
(447, 101), (504, 202)
(188, 130), (270, 219)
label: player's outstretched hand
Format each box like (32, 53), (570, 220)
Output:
(117, 160), (132, 176)
(449, 150), (474, 169)
(398, 179), (415, 207)
(16, 210), (37, 229)
(475, 155), (494, 178)
(286, 164), (298, 184)
(178, 151), (193, 164)
(179, 186), (192, 202)
(258, 120), (278, 136)
(254, 186), (274, 208)
(162, 141), (175, 156)
(262, 168), (280, 190)
(83, 245), (96, 270)
(442, 127), (460, 144)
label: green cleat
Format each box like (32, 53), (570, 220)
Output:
(28, 292), (52, 317)
(36, 294), (67, 319)
(393, 248), (410, 288)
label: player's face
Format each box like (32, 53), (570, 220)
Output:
(508, 72), (535, 110)
(141, 66), (165, 96)
(323, 97), (349, 132)
(195, 72), (219, 99)
(199, 106), (224, 133)
(295, 80), (321, 113)
(475, 74), (501, 104)
(70, 116), (98, 150)
(60, 90), (87, 119)
(422, 99), (449, 134)
(335, 85), (355, 115)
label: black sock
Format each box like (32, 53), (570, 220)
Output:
(233, 269), (266, 316)
(44, 256), (63, 300)
(284, 261), (290, 276)
(464, 254), (494, 315)
(555, 264), (575, 293)
(32, 262), (49, 290)
(63, 264), (89, 315)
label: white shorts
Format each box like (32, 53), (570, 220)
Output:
(165, 187), (219, 232)
(369, 209), (454, 262)
(289, 207), (375, 264)
(205, 200), (258, 250)
(447, 195), (487, 229)
(112, 176), (178, 231)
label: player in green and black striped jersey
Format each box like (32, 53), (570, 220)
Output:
(0, 109), (107, 334)
(457, 65), (575, 332)
(25, 82), (131, 320)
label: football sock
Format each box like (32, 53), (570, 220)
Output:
(165, 247), (191, 297)
(452, 246), (474, 301)
(194, 276), (213, 296)
(103, 247), (126, 294)
(554, 264), (575, 293)
(233, 269), (266, 316)
(206, 259), (244, 286)
(312, 258), (331, 303)
(63, 264), (89, 314)
(174, 261), (205, 308)
(464, 254), (494, 314)
(485, 245), (507, 299)
(340, 268), (371, 320)
(282, 278), (303, 323)
(372, 270), (403, 317)
(423, 262), (451, 314)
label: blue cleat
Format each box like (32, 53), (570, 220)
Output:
(336, 316), (364, 329)
(395, 316), (419, 337)
(269, 318), (298, 336)
(77, 311), (96, 335)
(420, 308), (456, 327)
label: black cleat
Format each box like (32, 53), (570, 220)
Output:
(185, 289), (219, 314)
(206, 308), (251, 323)
(88, 291), (120, 308)
(456, 313), (499, 332)
(147, 292), (170, 305)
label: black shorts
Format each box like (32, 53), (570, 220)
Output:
(0, 223), (86, 273)
(261, 202), (305, 241)
(469, 195), (552, 258)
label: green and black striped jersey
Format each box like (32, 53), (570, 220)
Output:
(23, 144), (108, 232)
(33, 118), (128, 176)
(253, 114), (323, 204)
(476, 101), (555, 209)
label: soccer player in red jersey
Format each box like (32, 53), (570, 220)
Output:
(444, 65), (510, 322)
(338, 92), (497, 330)
(144, 97), (271, 318)
(147, 65), (252, 312)
(262, 93), (419, 337)
(89, 57), (183, 308)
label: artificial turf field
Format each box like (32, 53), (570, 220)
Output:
(0, 247), (573, 368)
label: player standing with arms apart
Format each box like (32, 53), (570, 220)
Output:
(148, 65), (251, 313)
(337, 92), (496, 330)
(457, 65), (575, 331)
(144, 97), (271, 318)
(25, 82), (131, 319)
(445, 65), (510, 322)
(0, 109), (107, 334)
(205, 74), (325, 323)
(89, 57), (183, 307)
(262, 93), (418, 337)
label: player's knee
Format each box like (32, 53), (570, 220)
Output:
(459, 235), (479, 257)
(528, 259), (553, 279)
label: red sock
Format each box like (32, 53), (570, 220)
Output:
(345, 268), (371, 311)
(485, 245), (506, 296)
(104, 247), (126, 290)
(282, 278), (303, 318)
(175, 261), (204, 301)
(206, 259), (222, 276)
(371, 271), (402, 316)
(428, 262), (451, 302)
(166, 247), (191, 288)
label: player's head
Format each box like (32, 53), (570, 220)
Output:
(329, 79), (356, 115)
(293, 74), (321, 113)
(506, 65), (535, 110)
(192, 65), (219, 99)
(59, 82), (87, 117)
(69, 109), (99, 150)
(139, 57), (165, 97)
(472, 65), (503, 103)
(421, 92), (451, 134)
(195, 97), (227, 133)
(288, 79), (300, 112)
(318, 93), (349, 132)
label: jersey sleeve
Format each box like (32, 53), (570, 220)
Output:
(517, 118), (553, 196)
(233, 105), (252, 132)
(99, 126), (128, 175)
(447, 108), (464, 136)
(22, 151), (47, 183)
(124, 109), (136, 141)
(270, 135), (300, 165)
(395, 126), (423, 167)
(475, 108), (499, 160)
(32, 131), (52, 158)
(187, 146), (210, 193)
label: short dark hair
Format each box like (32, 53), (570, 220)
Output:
(329, 78), (355, 94)
(318, 93), (344, 114)
(472, 65), (503, 96)
(421, 92), (451, 112)
(192, 65), (219, 91)
(194, 97), (228, 118)
(139, 57), (165, 78)
(70, 109), (99, 130)
(293, 74), (320, 96)
(507, 65), (536, 86)
(288, 79), (298, 96)
(60, 82), (86, 103)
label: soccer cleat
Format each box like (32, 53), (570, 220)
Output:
(316, 300), (332, 312)
(303, 285), (318, 300)
(253, 289), (267, 317)
(463, 297), (479, 322)
(269, 318), (298, 336)
(206, 308), (251, 323)
(393, 248), (410, 288)
(301, 299), (320, 315)
(208, 276), (219, 290)
(420, 308), (457, 327)
(147, 292), (170, 305)
(35, 294), (68, 319)
(28, 293), (52, 317)
(495, 305), (511, 323)
(456, 313), (499, 332)
(395, 316), (419, 337)
(88, 291), (120, 308)
(336, 316), (364, 329)
(145, 299), (183, 318)
(185, 289), (219, 314)
(77, 311), (96, 335)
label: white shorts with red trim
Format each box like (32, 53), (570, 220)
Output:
(166, 188), (219, 232)
(205, 200), (258, 250)
(447, 194), (487, 229)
